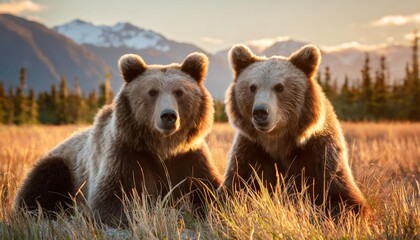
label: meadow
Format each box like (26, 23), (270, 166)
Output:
(0, 122), (419, 239)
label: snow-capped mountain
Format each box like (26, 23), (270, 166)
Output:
(54, 19), (170, 51)
(54, 20), (231, 99)
(53, 19), (413, 97)
(3, 15), (412, 100)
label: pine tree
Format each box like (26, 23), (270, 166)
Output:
(323, 66), (333, 98)
(372, 56), (388, 119)
(86, 89), (98, 122)
(48, 84), (59, 124)
(69, 77), (86, 123)
(57, 76), (70, 124)
(14, 67), (27, 124)
(19, 67), (26, 89)
(214, 100), (228, 122)
(37, 91), (47, 124)
(342, 75), (350, 95)
(336, 75), (356, 120)
(360, 53), (373, 119)
(37, 85), (58, 124)
(409, 30), (420, 120)
(98, 70), (113, 107)
(27, 88), (38, 124)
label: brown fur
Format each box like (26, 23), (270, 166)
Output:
(14, 156), (74, 217)
(220, 44), (370, 217)
(14, 53), (221, 226)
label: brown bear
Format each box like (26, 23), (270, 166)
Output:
(220, 44), (370, 217)
(14, 52), (222, 226)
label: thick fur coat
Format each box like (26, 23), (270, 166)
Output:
(220, 44), (369, 216)
(14, 53), (222, 225)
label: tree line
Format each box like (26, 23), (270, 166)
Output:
(0, 70), (113, 125)
(317, 32), (420, 121)
(0, 32), (419, 125)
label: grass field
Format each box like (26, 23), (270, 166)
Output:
(0, 123), (419, 239)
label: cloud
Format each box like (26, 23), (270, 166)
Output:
(200, 37), (223, 45)
(0, 0), (46, 15)
(245, 36), (291, 52)
(321, 41), (390, 52)
(404, 31), (420, 41)
(371, 12), (420, 27)
(246, 36), (291, 48)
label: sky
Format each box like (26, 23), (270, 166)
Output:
(0, 0), (419, 53)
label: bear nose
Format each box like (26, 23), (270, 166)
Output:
(160, 109), (177, 126)
(252, 105), (269, 122)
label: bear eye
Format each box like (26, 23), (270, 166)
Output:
(174, 89), (183, 97)
(148, 89), (158, 97)
(274, 83), (284, 93)
(249, 84), (257, 93)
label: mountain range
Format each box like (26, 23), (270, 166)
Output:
(0, 14), (107, 92)
(0, 14), (414, 99)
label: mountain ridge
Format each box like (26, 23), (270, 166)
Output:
(0, 14), (107, 92)
(0, 15), (413, 100)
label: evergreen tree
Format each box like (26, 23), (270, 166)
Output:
(27, 88), (38, 124)
(323, 66), (333, 98)
(336, 75), (359, 120)
(409, 30), (420, 120)
(342, 75), (350, 95)
(214, 100), (228, 122)
(19, 67), (26, 89)
(360, 53), (373, 119)
(86, 89), (98, 122)
(57, 76), (70, 124)
(14, 67), (27, 124)
(37, 91), (48, 124)
(98, 70), (113, 107)
(69, 77), (86, 123)
(372, 56), (388, 119)
(37, 85), (59, 124)
(46, 84), (59, 124)
(400, 62), (412, 119)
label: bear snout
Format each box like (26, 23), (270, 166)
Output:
(157, 109), (180, 135)
(160, 109), (178, 127)
(252, 105), (269, 123)
(251, 104), (277, 132)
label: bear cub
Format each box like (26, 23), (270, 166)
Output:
(14, 52), (222, 226)
(220, 44), (370, 217)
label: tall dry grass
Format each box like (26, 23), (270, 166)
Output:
(0, 123), (419, 239)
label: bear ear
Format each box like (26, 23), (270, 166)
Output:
(118, 54), (147, 83)
(181, 52), (208, 84)
(289, 45), (321, 79)
(229, 44), (257, 78)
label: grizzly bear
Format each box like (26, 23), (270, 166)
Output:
(14, 52), (222, 225)
(220, 44), (370, 217)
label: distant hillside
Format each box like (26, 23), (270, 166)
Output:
(54, 20), (231, 98)
(0, 14), (107, 92)
(0, 15), (413, 99)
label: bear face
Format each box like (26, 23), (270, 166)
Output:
(113, 53), (214, 159)
(116, 53), (214, 154)
(226, 44), (321, 136)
